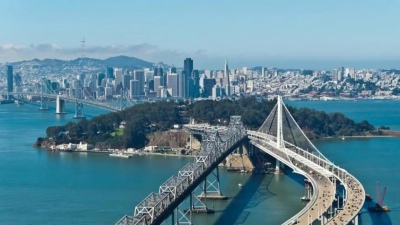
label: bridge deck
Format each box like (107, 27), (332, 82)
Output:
(250, 139), (335, 224)
(248, 131), (364, 225)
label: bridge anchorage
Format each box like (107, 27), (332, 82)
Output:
(116, 116), (247, 225)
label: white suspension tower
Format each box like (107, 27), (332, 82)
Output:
(275, 95), (284, 174)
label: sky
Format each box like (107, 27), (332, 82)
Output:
(0, 0), (400, 69)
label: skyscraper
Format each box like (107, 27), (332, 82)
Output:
(178, 71), (187, 98)
(191, 70), (200, 98)
(184, 58), (193, 98)
(106, 67), (114, 79)
(154, 76), (163, 97)
(184, 58), (193, 80)
(170, 66), (177, 74)
(97, 73), (106, 87)
(7, 65), (13, 93)
(134, 70), (145, 95)
(223, 58), (231, 96)
(167, 73), (178, 97)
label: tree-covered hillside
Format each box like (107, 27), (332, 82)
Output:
(43, 97), (376, 149)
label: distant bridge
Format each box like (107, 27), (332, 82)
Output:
(116, 96), (365, 225)
(7, 91), (121, 111)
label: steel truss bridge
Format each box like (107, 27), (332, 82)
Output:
(116, 96), (365, 225)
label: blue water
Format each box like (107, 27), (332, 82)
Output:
(0, 100), (399, 225)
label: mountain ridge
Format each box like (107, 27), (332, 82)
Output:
(8, 55), (160, 69)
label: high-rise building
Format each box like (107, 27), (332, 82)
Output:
(170, 66), (177, 74)
(106, 67), (114, 79)
(114, 68), (123, 86)
(223, 58), (231, 96)
(130, 80), (140, 98)
(97, 73), (106, 87)
(184, 58), (193, 81)
(154, 76), (163, 97)
(212, 85), (222, 100)
(134, 70), (145, 95)
(183, 58), (193, 98)
(7, 65), (13, 93)
(191, 70), (200, 98)
(167, 73), (178, 97)
(123, 74), (131, 91)
(201, 78), (216, 98)
(178, 71), (187, 98)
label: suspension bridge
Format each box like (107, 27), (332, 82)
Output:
(1, 78), (133, 116)
(116, 96), (365, 225)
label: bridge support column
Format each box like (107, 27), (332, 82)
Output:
(189, 132), (192, 151)
(198, 167), (227, 201)
(352, 215), (359, 225)
(55, 95), (66, 114)
(301, 179), (312, 201)
(39, 96), (49, 111)
(274, 159), (283, 174)
(174, 197), (192, 225)
(73, 99), (85, 119)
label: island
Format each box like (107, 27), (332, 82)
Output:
(35, 97), (391, 152)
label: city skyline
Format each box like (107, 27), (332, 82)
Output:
(1, 0), (400, 69)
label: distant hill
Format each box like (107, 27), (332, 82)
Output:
(11, 55), (156, 70)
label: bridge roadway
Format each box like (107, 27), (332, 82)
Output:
(249, 134), (335, 225)
(248, 131), (365, 225)
(5, 92), (120, 111)
(116, 118), (248, 225)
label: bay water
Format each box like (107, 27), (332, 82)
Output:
(0, 100), (398, 225)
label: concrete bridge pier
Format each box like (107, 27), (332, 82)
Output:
(301, 179), (312, 201)
(55, 95), (66, 114)
(352, 215), (359, 225)
(274, 159), (283, 174)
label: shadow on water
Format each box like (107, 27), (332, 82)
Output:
(358, 200), (392, 225)
(213, 173), (275, 225)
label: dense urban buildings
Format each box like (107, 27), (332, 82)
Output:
(2, 56), (400, 102)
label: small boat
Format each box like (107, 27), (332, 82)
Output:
(368, 204), (390, 212)
(109, 152), (132, 158)
(300, 196), (310, 201)
(341, 136), (345, 140)
(238, 183), (243, 187)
